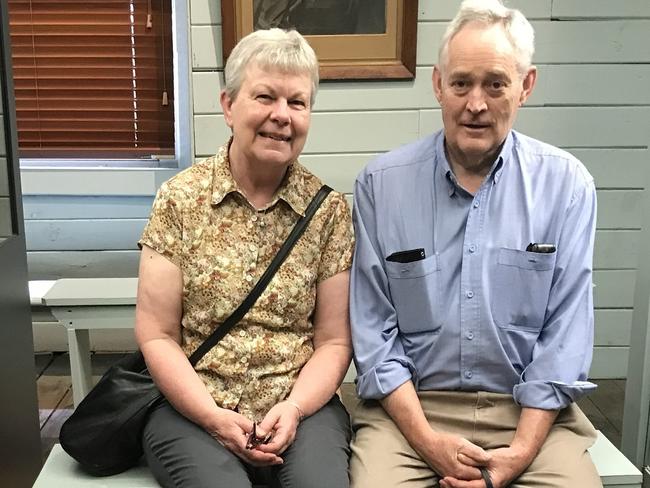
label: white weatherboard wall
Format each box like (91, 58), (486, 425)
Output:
(24, 0), (650, 378)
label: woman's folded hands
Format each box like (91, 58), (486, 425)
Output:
(207, 407), (284, 466)
(253, 400), (302, 456)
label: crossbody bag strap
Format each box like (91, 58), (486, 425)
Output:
(188, 184), (333, 366)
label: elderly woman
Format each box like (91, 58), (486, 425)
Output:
(135, 29), (353, 488)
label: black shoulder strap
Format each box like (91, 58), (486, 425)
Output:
(188, 185), (333, 366)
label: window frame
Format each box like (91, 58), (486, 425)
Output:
(18, 0), (192, 197)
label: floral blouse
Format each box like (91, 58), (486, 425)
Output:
(139, 141), (354, 420)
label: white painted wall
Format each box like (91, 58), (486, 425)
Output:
(24, 0), (650, 378)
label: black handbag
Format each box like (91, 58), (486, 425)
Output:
(59, 185), (332, 476)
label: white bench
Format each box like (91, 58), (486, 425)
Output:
(40, 278), (138, 407)
(33, 432), (642, 487)
(30, 278), (644, 487)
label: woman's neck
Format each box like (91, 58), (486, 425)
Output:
(228, 149), (288, 210)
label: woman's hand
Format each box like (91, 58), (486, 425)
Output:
(254, 401), (302, 455)
(207, 408), (284, 466)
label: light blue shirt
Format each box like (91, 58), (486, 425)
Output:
(350, 130), (597, 410)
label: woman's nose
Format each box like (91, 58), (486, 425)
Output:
(270, 99), (291, 124)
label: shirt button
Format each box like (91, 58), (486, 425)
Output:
(246, 274), (253, 282)
(251, 215), (258, 222)
(468, 244), (476, 253)
(473, 201), (480, 208)
(249, 244), (257, 252)
(259, 220), (266, 227)
(465, 370), (473, 379)
(239, 330), (246, 337)
(466, 331), (474, 340)
(466, 290), (474, 299)
(240, 357), (247, 364)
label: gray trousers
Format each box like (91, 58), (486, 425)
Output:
(143, 396), (351, 488)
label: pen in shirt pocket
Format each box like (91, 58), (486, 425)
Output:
(526, 242), (556, 253)
(386, 248), (425, 263)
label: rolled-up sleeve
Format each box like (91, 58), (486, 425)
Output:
(350, 172), (416, 399)
(513, 173), (598, 409)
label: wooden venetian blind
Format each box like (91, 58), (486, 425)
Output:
(8, 0), (174, 159)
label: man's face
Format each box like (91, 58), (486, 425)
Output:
(434, 22), (536, 169)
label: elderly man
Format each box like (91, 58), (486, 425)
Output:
(349, 1), (602, 487)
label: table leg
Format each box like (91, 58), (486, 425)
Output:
(67, 328), (93, 407)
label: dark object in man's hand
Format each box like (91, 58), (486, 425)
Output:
(480, 467), (494, 488)
(246, 423), (272, 449)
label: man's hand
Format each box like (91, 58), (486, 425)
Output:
(439, 445), (531, 488)
(415, 431), (490, 481)
(254, 401), (301, 456)
(207, 408), (283, 467)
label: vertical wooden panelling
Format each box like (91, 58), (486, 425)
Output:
(0, 158), (8, 196)
(0, 67), (9, 238)
(0, 197), (10, 236)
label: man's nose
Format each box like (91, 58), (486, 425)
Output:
(465, 87), (487, 113)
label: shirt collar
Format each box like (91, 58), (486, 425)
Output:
(210, 139), (310, 216)
(435, 130), (514, 196)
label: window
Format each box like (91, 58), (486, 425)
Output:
(8, 0), (175, 163)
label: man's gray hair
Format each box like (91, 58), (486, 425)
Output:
(438, 0), (535, 75)
(224, 28), (319, 106)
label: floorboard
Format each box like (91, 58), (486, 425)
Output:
(34, 353), (54, 377)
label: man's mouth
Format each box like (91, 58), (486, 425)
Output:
(260, 131), (291, 142)
(463, 123), (489, 129)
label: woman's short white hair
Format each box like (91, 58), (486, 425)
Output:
(438, 0), (535, 75)
(224, 28), (319, 106)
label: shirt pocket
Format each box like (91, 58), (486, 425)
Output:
(491, 247), (556, 331)
(385, 254), (443, 334)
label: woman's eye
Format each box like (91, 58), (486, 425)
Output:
(290, 99), (306, 108)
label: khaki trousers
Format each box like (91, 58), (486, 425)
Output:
(349, 391), (602, 488)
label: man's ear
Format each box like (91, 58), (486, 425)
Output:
(519, 66), (537, 106)
(220, 90), (234, 128)
(432, 66), (443, 103)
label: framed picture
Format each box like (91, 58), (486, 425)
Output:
(221, 0), (417, 80)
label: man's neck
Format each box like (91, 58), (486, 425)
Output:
(444, 143), (502, 195)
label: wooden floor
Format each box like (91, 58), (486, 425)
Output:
(36, 352), (627, 462)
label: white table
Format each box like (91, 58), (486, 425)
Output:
(42, 278), (138, 407)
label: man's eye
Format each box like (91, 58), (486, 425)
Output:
(451, 80), (466, 88)
(256, 94), (272, 101)
(490, 81), (505, 90)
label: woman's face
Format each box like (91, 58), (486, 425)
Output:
(221, 64), (312, 171)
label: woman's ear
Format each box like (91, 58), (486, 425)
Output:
(220, 90), (234, 128)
